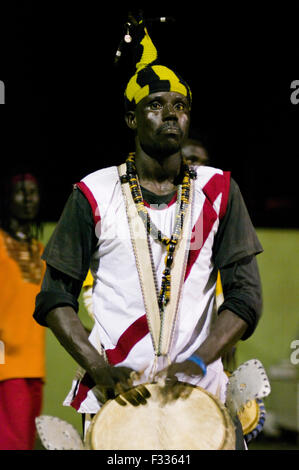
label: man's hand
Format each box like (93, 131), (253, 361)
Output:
(154, 359), (205, 403)
(46, 307), (151, 406)
(163, 359), (204, 380)
(154, 310), (249, 403)
(114, 384), (151, 407)
(92, 364), (135, 392)
(92, 364), (150, 406)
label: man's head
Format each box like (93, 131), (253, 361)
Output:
(125, 90), (191, 158)
(0, 171), (42, 239)
(10, 174), (40, 222)
(124, 21), (191, 158)
(182, 138), (209, 166)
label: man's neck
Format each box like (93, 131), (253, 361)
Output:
(134, 143), (183, 196)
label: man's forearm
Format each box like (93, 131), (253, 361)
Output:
(194, 309), (248, 366)
(46, 306), (106, 383)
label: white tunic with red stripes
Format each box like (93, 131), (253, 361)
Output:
(64, 164), (231, 413)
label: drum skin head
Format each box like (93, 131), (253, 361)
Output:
(238, 399), (260, 435)
(85, 383), (236, 450)
(35, 416), (84, 450)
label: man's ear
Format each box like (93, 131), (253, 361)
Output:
(125, 110), (137, 130)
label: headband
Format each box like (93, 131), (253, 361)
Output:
(11, 173), (38, 185)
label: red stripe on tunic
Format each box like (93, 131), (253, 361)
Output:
(184, 172), (230, 280)
(105, 314), (149, 365)
(76, 181), (101, 226)
(71, 373), (95, 411)
(70, 316), (149, 410)
(203, 172), (230, 220)
(185, 199), (218, 280)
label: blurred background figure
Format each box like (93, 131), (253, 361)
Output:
(182, 132), (209, 166)
(182, 133), (268, 443)
(0, 172), (46, 450)
(182, 133), (237, 372)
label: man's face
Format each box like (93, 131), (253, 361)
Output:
(127, 91), (191, 159)
(182, 139), (208, 166)
(10, 180), (40, 222)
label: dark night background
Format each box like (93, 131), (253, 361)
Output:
(0, 2), (298, 227)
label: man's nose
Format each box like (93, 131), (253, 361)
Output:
(162, 103), (177, 120)
(23, 190), (35, 204)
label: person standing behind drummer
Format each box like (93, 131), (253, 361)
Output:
(182, 135), (237, 373)
(33, 18), (263, 448)
(0, 172), (46, 450)
(182, 133), (209, 166)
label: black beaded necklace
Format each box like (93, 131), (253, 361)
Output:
(125, 152), (195, 311)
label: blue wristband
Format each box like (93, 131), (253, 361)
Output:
(187, 355), (207, 376)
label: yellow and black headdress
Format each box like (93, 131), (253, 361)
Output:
(124, 20), (192, 109)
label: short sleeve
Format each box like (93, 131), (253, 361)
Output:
(42, 187), (97, 281)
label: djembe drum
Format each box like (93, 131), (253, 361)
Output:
(85, 382), (236, 450)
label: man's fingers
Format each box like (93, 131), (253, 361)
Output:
(115, 395), (128, 406)
(112, 368), (135, 393)
(130, 370), (142, 382)
(97, 366), (151, 407)
(114, 382), (125, 396)
(126, 389), (145, 406)
(134, 384), (150, 399)
(115, 385), (151, 407)
(170, 382), (192, 401)
(134, 385), (151, 403)
(121, 386), (150, 406)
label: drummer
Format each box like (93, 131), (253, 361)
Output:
(33, 17), (263, 449)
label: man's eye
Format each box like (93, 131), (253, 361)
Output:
(175, 102), (186, 111)
(149, 101), (162, 110)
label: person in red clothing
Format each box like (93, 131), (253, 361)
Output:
(0, 172), (46, 450)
